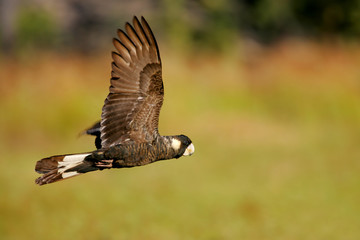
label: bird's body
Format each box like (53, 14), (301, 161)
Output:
(35, 16), (194, 185)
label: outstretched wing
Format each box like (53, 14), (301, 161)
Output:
(100, 16), (163, 148)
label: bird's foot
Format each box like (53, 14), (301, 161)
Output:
(95, 159), (113, 169)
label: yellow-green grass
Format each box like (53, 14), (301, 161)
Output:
(1, 40), (360, 239)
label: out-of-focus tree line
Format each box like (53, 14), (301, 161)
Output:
(1, 0), (360, 55)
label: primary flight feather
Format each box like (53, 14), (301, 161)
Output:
(35, 16), (194, 185)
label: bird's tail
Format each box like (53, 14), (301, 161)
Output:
(35, 153), (100, 186)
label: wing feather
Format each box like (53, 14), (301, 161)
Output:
(112, 39), (131, 62)
(100, 16), (163, 148)
(125, 23), (143, 49)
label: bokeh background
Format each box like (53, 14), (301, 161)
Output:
(1, 0), (360, 239)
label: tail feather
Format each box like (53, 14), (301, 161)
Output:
(35, 153), (99, 186)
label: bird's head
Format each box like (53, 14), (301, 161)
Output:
(171, 135), (195, 158)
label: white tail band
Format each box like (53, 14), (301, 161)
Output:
(58, 154), (90, 174)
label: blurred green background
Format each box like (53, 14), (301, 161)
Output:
(1, 0), (360, 239)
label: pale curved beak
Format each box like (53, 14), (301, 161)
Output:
(183, 143), (195, 156)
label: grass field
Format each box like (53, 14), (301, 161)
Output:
(1, 40), (360, 239)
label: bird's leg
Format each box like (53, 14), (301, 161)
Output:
(95, 159), (113, 169)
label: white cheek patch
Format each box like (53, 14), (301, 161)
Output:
(171, 138), (181, 151)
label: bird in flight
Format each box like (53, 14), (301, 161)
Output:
(35, 16), (195, 185)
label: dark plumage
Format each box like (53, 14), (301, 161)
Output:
(35, 16), (194, 186)
(84, 121), (101, 149)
